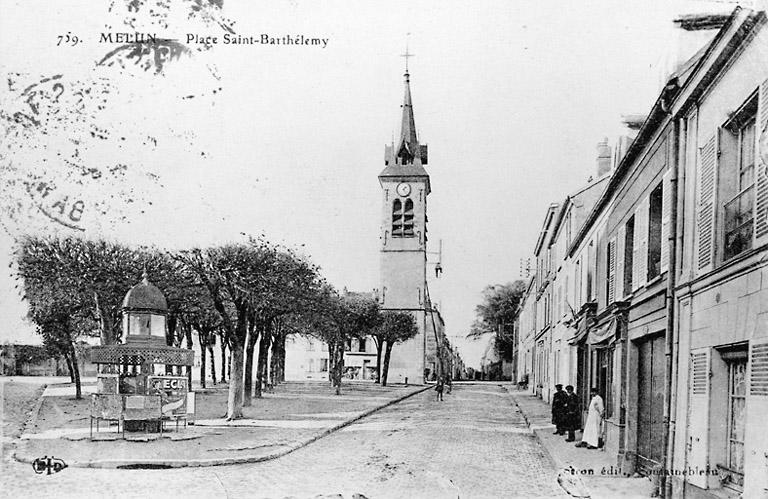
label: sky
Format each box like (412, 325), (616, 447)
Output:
(0, 0), (742, 367)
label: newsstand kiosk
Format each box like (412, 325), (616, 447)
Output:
(89, 273), (195, 437)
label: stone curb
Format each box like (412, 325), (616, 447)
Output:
(13, 384), (432, 469)
(4, 383), (47, 454)
(23, 384), (48, 436)
(501, 385), (591, 498)
(6, 382), (48, 448)
(501, 384), (532, 427)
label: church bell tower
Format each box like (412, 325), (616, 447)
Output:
(378, 63), (430, 384)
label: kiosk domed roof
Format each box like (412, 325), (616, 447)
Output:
(122, 272), (168, 312)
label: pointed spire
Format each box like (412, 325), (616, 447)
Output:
(400, 71), (418, 143)
(397, 58), (420, 164)
(380, 44), (429, 186)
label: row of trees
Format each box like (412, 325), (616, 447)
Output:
(14, 235), (418, 420)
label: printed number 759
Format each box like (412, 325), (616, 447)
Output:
(57, 33), (80, 46)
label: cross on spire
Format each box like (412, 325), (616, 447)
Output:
(400, 43), (414, 73)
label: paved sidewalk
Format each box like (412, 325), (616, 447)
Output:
(505, 386), (656, 499)
(14, 381), (429, 469)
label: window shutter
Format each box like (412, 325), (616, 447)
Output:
(744, 340), (768, 497)
(754, 79), (768, 246)
(687, 348), (710, 489)
(615, 225), (625, 299)
(607, 238), (616, 304)
(632, 197), (649, 290)
(696, 133), (718, 273)
(660, 168), (674, 274)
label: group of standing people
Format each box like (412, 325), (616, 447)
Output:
(551, 384), (604, 449)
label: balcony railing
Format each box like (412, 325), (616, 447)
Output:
(723, 185), (754, 261)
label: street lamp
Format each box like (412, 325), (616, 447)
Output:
(427, 239), (443, 278)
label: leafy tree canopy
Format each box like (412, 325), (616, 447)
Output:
(375, 311), (418, 344)
(467, 280), (526, 340)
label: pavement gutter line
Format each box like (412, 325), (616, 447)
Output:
(501, 385), (591, 498)
(502, 384), (531, 427)
(13, 384), (432, 469)
(20, 384), (47, 438)
(9, 383), (48, 465)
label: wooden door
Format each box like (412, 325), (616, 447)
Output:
(637, 334), (666, 473)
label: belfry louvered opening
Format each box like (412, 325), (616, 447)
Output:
(392, 198), (414, 237)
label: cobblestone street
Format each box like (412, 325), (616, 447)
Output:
(2, 384), (566, 498)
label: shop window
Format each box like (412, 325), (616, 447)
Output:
(647, 183), (663, 280)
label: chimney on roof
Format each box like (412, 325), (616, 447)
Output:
(657, 11), (729, 89)
(610, 114), (646, 169)
(621, 114), (645, 134)
(597, 138), (612, 178)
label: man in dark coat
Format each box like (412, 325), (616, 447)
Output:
(564, 385), (580, 442)
(435, 376), (444, 401)
(551, 384), (567, 435)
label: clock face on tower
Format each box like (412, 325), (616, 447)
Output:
(396, 183), (411, 197)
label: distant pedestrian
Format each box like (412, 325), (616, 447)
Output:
(435, 376), (444, 401)
(551, 384), (566, 435)
(577, 388), (604, 449)
(564, 385), (580, 442)
(446, 374), (453, 394)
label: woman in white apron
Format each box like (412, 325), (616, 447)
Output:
(580, 387), (603, 449)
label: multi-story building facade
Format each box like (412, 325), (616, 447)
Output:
(424, 304), (448, 381)
(548, 171), (611, 408)
(668, 8), (768, 498)
(285, 333), (380, 382)
(448, 345), (466, 380)
(513, 7), (768, 497)
(568, 110), (678, 475)
(532, 204), (559, 402)
(516, 275), (536, 388)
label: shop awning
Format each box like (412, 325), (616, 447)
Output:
(587, 317), (618, 346)
(567, 318), (589, 345)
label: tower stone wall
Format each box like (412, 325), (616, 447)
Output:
(378, 68), (431, 384)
